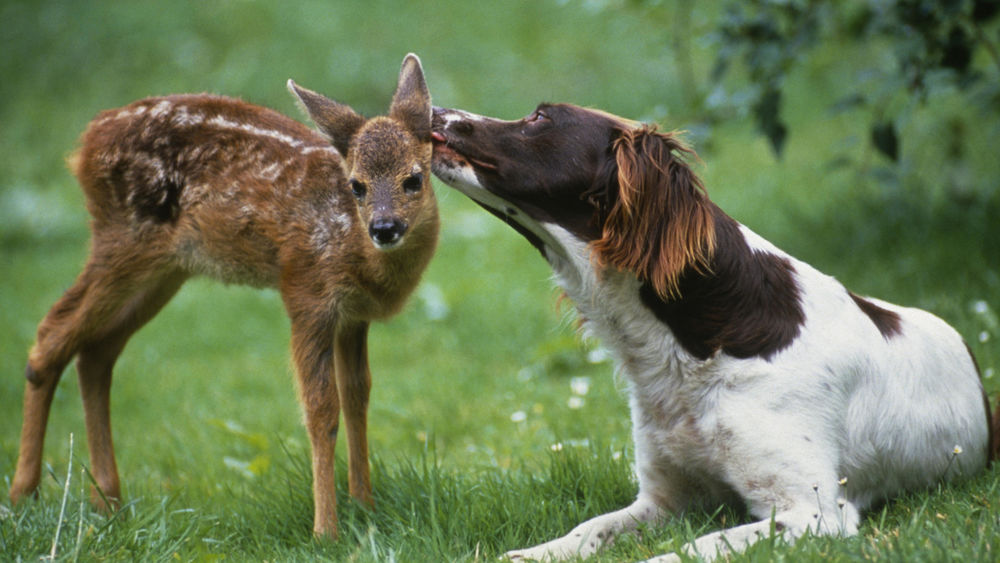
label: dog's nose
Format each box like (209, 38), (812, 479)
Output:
(432, 106), (448, 131)
(369, 217), (407, 248)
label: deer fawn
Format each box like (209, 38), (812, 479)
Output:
(8, 53), (439, 538)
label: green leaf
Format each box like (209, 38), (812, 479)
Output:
(754, 87), (788, 157)
(871, 121), (900, 161)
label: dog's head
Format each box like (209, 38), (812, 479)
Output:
(431, 104), (715, 299)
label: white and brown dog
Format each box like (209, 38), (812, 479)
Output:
(430, 103), (999, 561)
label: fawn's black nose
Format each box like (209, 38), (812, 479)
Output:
(369, 217), (407, 248)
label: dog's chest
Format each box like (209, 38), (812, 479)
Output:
(546, 237), (692, 379)
(545, 231), (728, 470)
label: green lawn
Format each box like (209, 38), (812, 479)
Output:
(2, 1), (998, 561)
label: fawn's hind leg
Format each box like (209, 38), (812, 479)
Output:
(10, 241), (181, 507)
(11, 262), (104, 504)
(75, 270), (187, 510)
(333, 321), (373, 507)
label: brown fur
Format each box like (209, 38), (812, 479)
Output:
(591, 126), (716, 301)
(9, 54), (438, 540)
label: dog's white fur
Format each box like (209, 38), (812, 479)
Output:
(432, 116), (990, 561)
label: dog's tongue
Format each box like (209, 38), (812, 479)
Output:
(431, 131), (447, 143)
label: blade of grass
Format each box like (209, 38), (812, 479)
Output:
(49, 432), (74, 561)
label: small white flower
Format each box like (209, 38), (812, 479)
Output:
(838, 477), (848, 486)
(979, 331), (990, 343)
(570, 376), (591, 396)
(973, 300), (989, 315)
(551, 442), (564, 452)
(837, 498), (846, 509)
(510, 410), (527, 423)
(985, 368), (995, 379)
(417, 283), (449, 320)
(567, 396), (585, 409)
(587, 348), (610, 364)
(953, 445), (963, 455)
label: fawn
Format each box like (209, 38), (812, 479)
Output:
(8, 53), (439, 538)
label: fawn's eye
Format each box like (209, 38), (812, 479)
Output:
(349, 179), (367, 199)
(403, 173), (423, 194)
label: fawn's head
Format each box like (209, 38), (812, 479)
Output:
(289, 53), (435, 250)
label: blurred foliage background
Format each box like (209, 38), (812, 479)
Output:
(0, 0), (998, 559)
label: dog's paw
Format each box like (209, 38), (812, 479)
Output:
(503, 546), (557, 561)
(502, 536), (600, 561)
(501, 548), (531, 561)
(502, 547), (559, 562)
(638, 553), (682, 563)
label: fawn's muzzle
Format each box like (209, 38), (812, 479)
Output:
(369, 217), (407, 248)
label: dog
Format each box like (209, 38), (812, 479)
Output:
(429, 102), (1000, 561)
(9, 54), (438, 538)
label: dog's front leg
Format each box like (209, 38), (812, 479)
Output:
(505, 497), (663, 561)
(640, 501), (861, 563)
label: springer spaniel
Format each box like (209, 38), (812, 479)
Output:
(429, 103), (999, 562)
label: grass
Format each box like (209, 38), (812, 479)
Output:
(2, 0), (999, 561)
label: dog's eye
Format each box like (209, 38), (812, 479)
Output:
(526, 109), (549, 123)
(403, 173), (423, 194)
(350, 179), (367, 200)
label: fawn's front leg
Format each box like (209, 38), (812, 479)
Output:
(288, 312), (341, 538)
(333, 321), (373, 508)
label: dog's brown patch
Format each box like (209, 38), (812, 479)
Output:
(849, 292), (902, 339)
(640, 209), (804, 361)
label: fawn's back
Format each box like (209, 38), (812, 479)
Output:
(74, 95), (349, 287)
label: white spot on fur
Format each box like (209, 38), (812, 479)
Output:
(170, 105), (204, 127)
(301, 145), (339, 156)
(258, 161), (284, 181)
(441, 109), (488, 124)
(149, 100), (172, 118)
(309, 196), (353, 255)
(115, 105), (149, 121)
(206, 115), (304, 149)
(332, 211), (351, 231)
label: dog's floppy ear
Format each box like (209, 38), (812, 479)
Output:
(590, 126), (715, 300)
(287, 79), (366, 156)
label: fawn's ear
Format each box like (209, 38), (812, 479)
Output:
(287, 79), (366, 156)
(389, 53), (432, 141)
